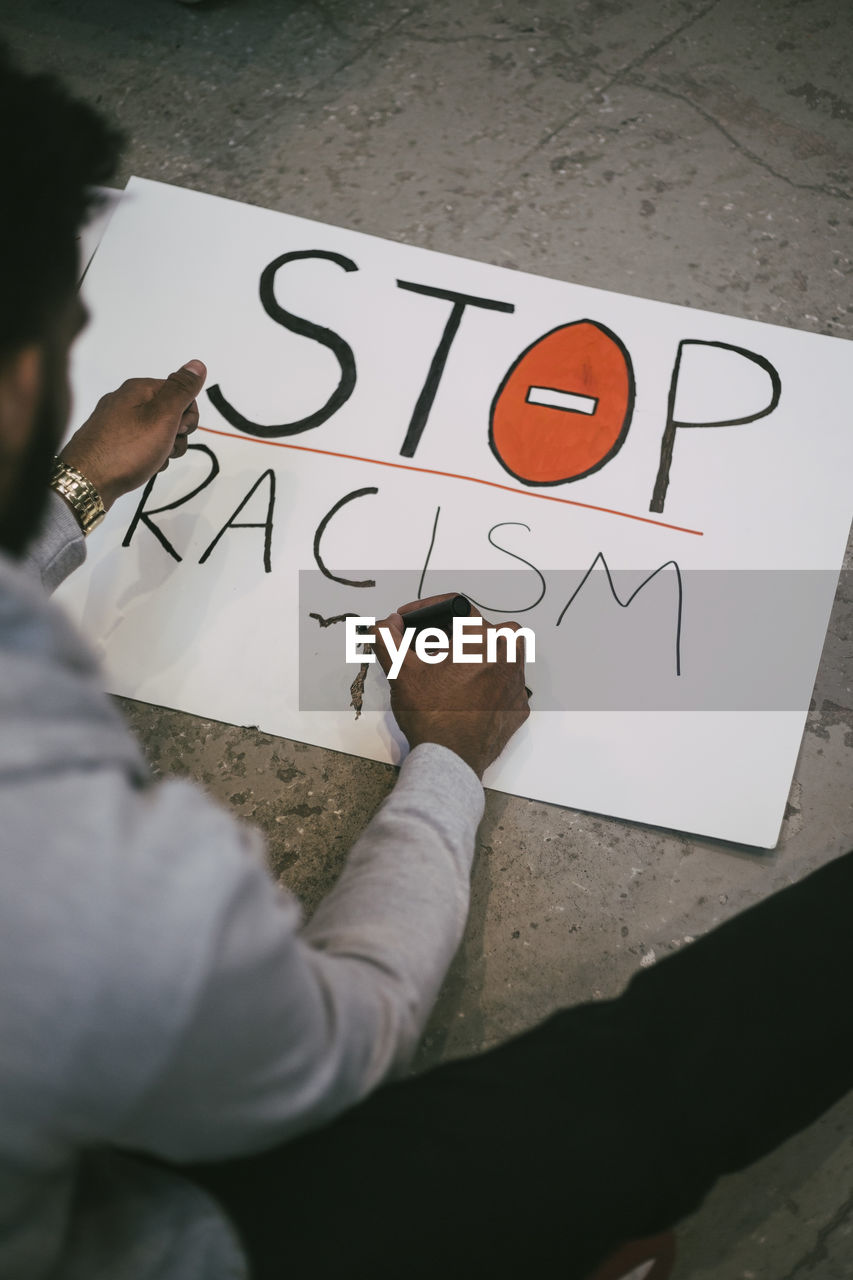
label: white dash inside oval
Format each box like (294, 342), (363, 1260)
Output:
(526, 386), (598, 414)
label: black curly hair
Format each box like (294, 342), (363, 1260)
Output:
(0, 42), (123, 357)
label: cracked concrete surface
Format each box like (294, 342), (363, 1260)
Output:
(2, 0), (852, 1274)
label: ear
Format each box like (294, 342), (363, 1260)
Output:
(0, 344), (44, 465)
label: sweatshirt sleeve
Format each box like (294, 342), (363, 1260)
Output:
(110, 743), (484, 1162)
(23, 491), (86, 593)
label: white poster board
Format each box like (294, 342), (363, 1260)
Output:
(59, 177), (853, 847)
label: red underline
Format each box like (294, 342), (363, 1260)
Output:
(197, 426), (704, 537)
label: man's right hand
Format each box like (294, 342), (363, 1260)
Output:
(374, 594), (530, 779)
(60, 359), (207, 511)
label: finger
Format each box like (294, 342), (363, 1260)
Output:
(96, 378), (159, 412)
(149, 359), (207, 421)
(178, 400), (200, 436)
(373, 612), (404, 676)
(119, 377), (162, 397)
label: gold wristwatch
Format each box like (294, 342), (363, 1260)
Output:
(48, 457), (106, 536)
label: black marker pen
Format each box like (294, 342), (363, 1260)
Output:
(401, 594), (471, 635)
(402, 595), (532, 698)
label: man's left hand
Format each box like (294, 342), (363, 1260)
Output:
(60, 359), (207, 510)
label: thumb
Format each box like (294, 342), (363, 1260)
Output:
(151, 359), (207, 417)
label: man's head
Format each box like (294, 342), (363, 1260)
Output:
(0, 44), (121, 556)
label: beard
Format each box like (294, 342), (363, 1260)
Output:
(0, 383), (63, 558)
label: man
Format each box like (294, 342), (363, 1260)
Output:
(2, 44), (532, 1280)
(2, 45), (852, 1280)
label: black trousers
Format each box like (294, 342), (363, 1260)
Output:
(183, 848), (853, 1280)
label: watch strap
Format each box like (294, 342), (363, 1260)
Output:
(48, 457), (106, 536)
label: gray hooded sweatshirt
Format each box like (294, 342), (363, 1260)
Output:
(1, 496), (484, 1279)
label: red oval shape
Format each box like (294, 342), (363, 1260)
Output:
(489, 320), (635, 485)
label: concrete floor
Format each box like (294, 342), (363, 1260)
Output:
(3, 0), (852, 1273)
